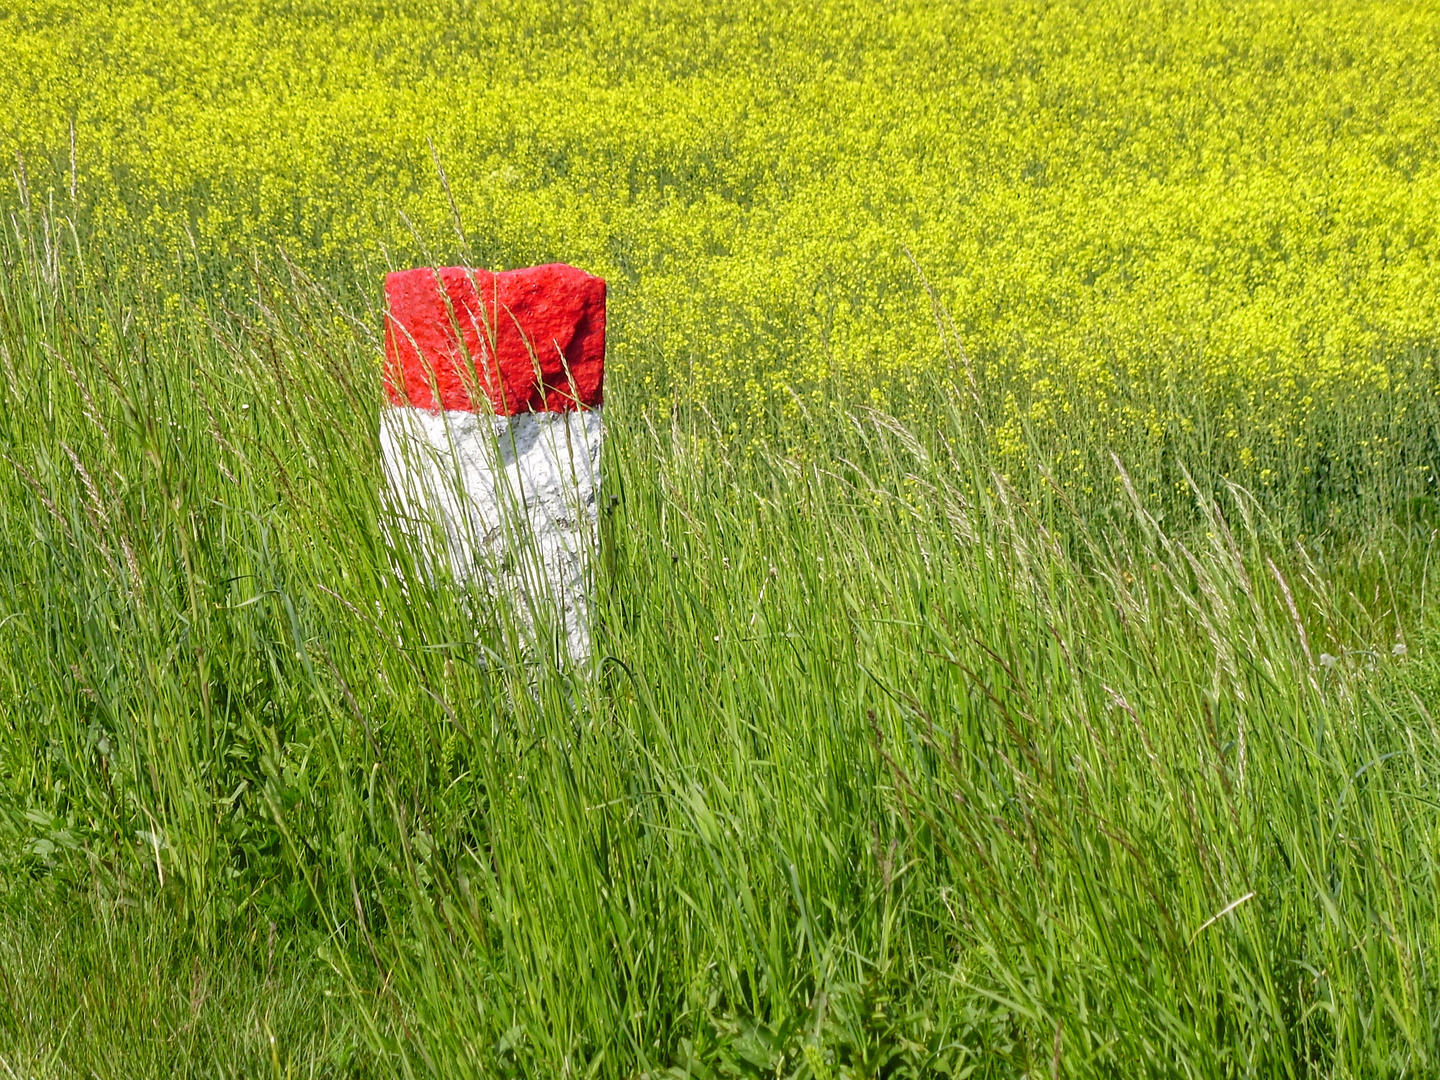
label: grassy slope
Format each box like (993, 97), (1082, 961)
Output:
(1, 224), (1438, 1077)
(1, 2), (1440, 1077)
(0, 886), (372, 1076)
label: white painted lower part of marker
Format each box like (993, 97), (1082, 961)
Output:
(379, 407), (602, 667)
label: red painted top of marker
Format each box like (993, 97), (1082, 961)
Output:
(383, 264), (605, 415)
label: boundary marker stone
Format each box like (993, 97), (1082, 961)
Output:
(380, 264), (605, 665)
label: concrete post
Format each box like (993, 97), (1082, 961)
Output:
(379, 264), (605, 667)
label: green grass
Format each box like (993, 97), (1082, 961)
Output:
(0, 883), (372, 1076)
(1, 203), (1439, 1077)
(2, 4), (1440, 1072)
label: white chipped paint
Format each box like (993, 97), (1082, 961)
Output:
(379, 407), (602, 666)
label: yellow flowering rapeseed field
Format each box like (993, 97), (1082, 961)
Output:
(6, 0), (1439, 446)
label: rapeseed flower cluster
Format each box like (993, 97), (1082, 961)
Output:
(3, 0), (1437, 469)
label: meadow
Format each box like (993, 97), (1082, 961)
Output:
(2, 0), (1440, 1075)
